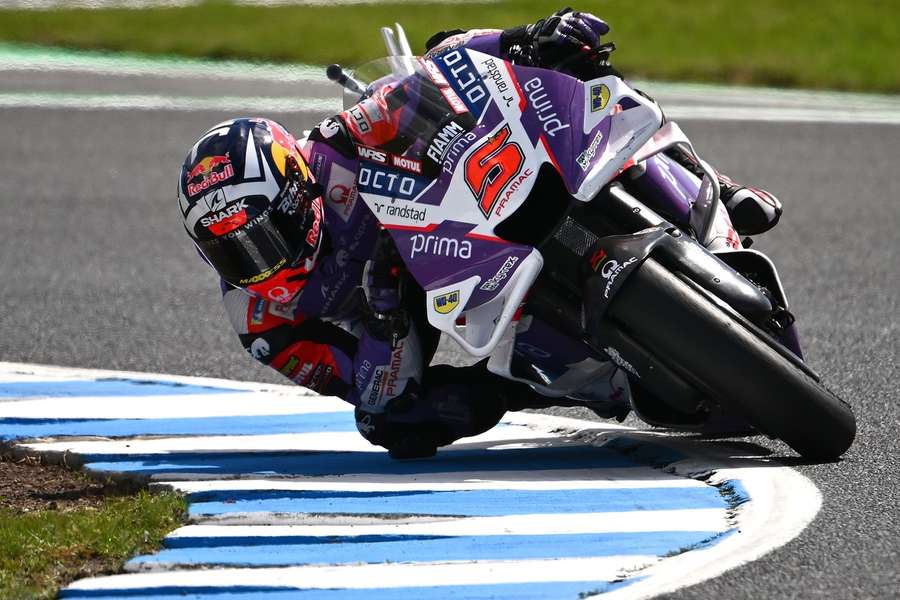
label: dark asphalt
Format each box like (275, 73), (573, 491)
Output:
(0, 100), (898, 597)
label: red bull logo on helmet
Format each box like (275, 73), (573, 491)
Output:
(187, 153), (234, 196)
(258, 119), (307, 179)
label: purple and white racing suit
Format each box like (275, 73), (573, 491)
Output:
(220, 29), (572, 457)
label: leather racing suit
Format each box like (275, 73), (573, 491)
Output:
(219, 28), (620, 459)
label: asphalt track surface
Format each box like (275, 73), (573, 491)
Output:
(0, 71), (898, 598)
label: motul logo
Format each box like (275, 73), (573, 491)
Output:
(391, 155), (423, 174)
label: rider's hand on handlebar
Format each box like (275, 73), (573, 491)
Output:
(362, 231), (403, 314)
(526, 8), (610, 66)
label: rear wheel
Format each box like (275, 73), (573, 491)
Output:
(606, 258), (856, 460)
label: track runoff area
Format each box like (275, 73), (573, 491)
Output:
(1, 362), (821, 599)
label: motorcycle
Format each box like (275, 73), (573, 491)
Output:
(326, 25), (856, 460)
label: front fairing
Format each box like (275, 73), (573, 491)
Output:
(348, 49), (663, 356)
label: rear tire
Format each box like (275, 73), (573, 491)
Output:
(606, 258), (856, 460)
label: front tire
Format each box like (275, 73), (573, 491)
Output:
(606, 258), (856, 460)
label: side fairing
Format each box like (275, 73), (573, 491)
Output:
(355, 49), (662, 356)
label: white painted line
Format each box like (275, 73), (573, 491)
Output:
(64, 557), (658, 591)
(22, 433), (376, 454)
(0, 361), (317, 392)
(665, 104), (900, 124)
(636, 80), (900, 110)
(1, 46), (897, 123)
(21, 425), (557, 454)
(0, 90), (894, 123)
(0, 92), (339, 112)
(158, 475), (702, 494)
(4, 395), (343, 419)
(0, 43), (328, 82)
(2, 0), (492, 8)
(169, 509), (729, 538)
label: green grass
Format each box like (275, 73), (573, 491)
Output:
(0, 491), (186, 600)
(0, 0), (898, 92)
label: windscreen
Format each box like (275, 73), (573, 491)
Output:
(341, 57), (477, 181)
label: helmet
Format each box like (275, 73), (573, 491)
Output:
(178, 118), (324, 303)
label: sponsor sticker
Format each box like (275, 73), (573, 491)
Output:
(440, 131), (477, 175)
(357, 146), (422, 175)
(391, 154), (423, 175)
(419, 58), (449, 86)
(325, 162), (358, 222)
(433, 290), (461, 314)
(576, 130), (605, 171)
(434, 49), (489, 118)
(318, 118), (341, 138)
(373, 203), (428, 224)
(250, 337), (270, 360)
(268, 300), (295, 320)
(599, 256), (639, 299)
(441, 88), (469, 115)
(493, 168), (534, 217)
(308, 364), (334, 391)
(605, 345), (640, 377)
(589, 247), (608, 271)
(200, 199), (248, 233)
(357, 165), (427, 199)
(251, 299), (265, 325)
(409, 234), (472, 260)
(480, 255), (519, 291)
(186, 153), (234, 196)
(238, 258), (287, 285)
(591, 84), (611, 112)
(367, 368), (385, 405)
(279, 355), (300, 377)
(522, 77), (570, 137)
(383, 341), (405, 397)
(356, 145), (387, 163)
(347, 106), (372, 134)
(426, 121), (466, 164)
(305, 199), (322, 246)
(267, 285), (292, 302)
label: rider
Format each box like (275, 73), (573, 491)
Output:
(178, 9), (782, 459)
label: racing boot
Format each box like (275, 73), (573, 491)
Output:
(666, 148), (783, 236)
(716, 173), (783, 236)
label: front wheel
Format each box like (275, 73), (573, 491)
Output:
(606, 258), (856, 460)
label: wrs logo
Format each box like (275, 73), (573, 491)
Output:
(187, 153), (234, 196)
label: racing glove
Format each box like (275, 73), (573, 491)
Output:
(513, 8), (610, 67)
(361, 230), (410, 343)
(355, 362), (511, 459)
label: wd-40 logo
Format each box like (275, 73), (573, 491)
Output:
(433, 290), (460, 314)
(433, 50), (489, 120)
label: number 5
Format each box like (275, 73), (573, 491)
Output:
(464, 125), (525, 218)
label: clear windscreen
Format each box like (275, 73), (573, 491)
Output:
(340, 57), (477, 180)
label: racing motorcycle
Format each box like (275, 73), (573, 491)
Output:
(326, 25), (856, 460)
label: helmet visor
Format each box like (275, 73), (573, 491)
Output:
(195, 188), (321, 287)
